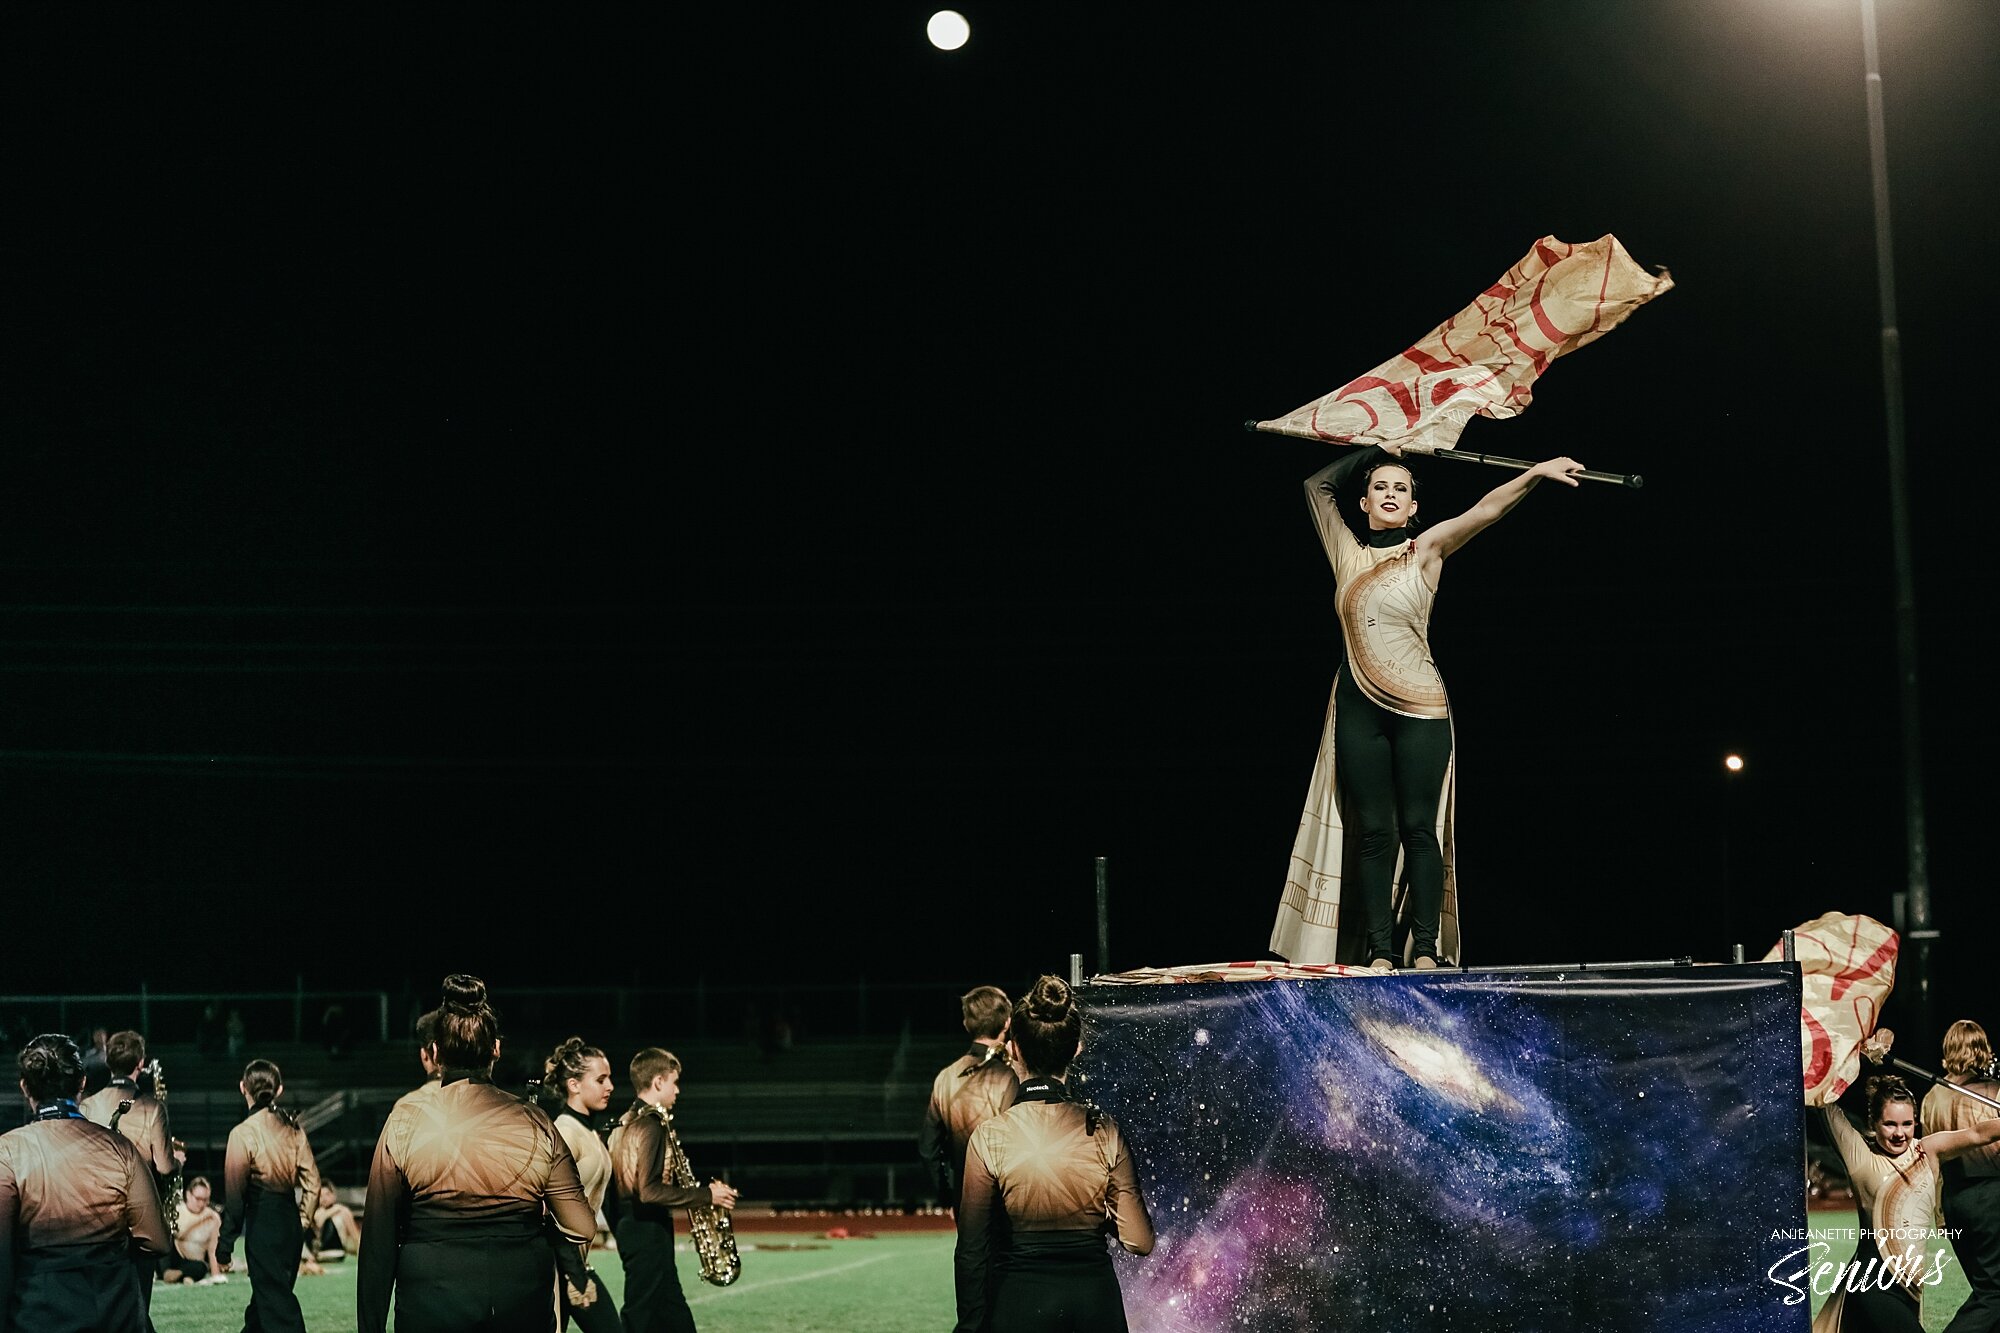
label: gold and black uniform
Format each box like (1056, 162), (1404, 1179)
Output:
(81, 1074), (177, 1322)
(0, 1101), (171, 1333)
(609, 1101), (710, 1333)
(1923, 1078), (2000, 1333)
(360, 1071), (595, 1333)
(553, 1106), (618, 1332)
(218, 1103), (320, 1333)
(80, 1079), (176, 1178)
(954, 1077), (1154, 1333)
(919, 1044), (1019, 1203)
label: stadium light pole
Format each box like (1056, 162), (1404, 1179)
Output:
(1857, 0), (1935, 1041)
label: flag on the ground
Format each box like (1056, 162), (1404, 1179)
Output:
(1764, 912), (1899, 1106)
(1253, 234), (1672, 453)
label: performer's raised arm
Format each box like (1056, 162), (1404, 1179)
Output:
(1302, 445), (1387, 553)
(1922, 1115), (2000, 1161)
(1416, 455), (1585, 561)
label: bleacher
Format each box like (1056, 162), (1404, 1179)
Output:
(0, 1030), (974, 1208)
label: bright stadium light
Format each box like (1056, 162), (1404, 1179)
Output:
(1724, 754), (1745, 774)
(927, 10), (970, 51)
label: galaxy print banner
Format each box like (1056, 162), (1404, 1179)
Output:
(1075, 964), (1807, 1332)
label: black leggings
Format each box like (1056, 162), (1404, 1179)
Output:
(1336, 669), (1451, 962)
(990, 1237), (1127, 1333)
(1945, 1177), (2000, 1333)
(1833, 1228), (1925, 1333)
(240, 1188), (307, 1333)
(615, 1218), (694, 1333)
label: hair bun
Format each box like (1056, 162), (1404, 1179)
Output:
(440, 974), (488, 1013)
(1025, 975), (1073, 1022)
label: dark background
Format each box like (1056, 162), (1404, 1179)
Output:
(2, 4), (1993, 1042)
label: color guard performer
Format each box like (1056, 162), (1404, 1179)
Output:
(543, 1036), (622, 1331)
(215, 1059), (320, 1333)
(609, 1047), (738, 1333)
(1818, 1074), (2000, 1332)
(359, 975), (596, 1333)
(954, 977), (1153, 1333)
(920, 986), (1020, 1209)
(0, 1033), (171, 1333)
(1271, 444), (1588, 969)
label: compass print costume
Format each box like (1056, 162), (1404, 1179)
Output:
(1271, 445), (1459, 967)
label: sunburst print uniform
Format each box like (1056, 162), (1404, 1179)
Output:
(0, 1104), (170, 1333)
(608, 1102), (712, 1333)
(1921, 1079), (2000, 1333)
(81, 1074), (178, 1325)
(218, 1103), (320, 1333)
(1271, 445), (1460, 967)
(920, 1044), (1020, 1203)
(1815, 1106), (1941, 1333)
(80, 1079), (176, 1176)
(954, 1078), (1154, 1333)
(360, 1072), (594, 1333)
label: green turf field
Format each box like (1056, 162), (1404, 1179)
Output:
(138, 1215), (1988, 1331)
(146, 1232), (956, 1333)
(1804, 1210), (1972, 1332)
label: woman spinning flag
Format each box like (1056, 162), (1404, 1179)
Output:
(1257, 234), (1670, 967)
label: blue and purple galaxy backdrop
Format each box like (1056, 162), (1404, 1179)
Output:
(1074, 964), (1807, 1332)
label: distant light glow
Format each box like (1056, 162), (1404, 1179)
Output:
(927, 10), (970, 50)
(1724, 753), (1745, 773)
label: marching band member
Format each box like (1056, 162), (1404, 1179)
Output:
(609, 1047), (738, 1333)
(0, 1034), (171, 1333)
(359, 975), (595, 1333)
(80, 1029), (182, 1328)
(216, 1058), (320, 1333)
(161, 1177), (226, 1285)
(1922, 1021), (2000, 1333)
(955, 977), (1153, 1333)
(920, 985), (1019, 1207)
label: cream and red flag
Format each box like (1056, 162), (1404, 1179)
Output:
(1254, 234), (1673, 453)
(1763, 912), (1899, 1106)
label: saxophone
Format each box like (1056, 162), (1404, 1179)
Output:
(147, 1058), (183, 1234)
(654, 1105), (741, 1286)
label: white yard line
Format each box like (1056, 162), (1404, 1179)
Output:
(684, 1250), (897, 1306)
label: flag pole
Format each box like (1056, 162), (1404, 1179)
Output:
(1242, 422), (1643, 489)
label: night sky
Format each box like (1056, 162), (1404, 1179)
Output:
(3, 5), (1995, 1033)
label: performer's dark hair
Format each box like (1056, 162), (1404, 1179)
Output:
(1866, 1075), (1917, 1124)
(630, 1047), (682, 1092)
(106, 1029), (147, 1076)
(243, 1058), (301, 1128)
(434, 974), (501, 1070)
(186, 1175), (213, 1197)
(414, 1008), (440, 1049)
(961, 986), (1012, 1040)
(1943, 1020), (1994, 1079)
(1011, 975), (1083, 1077)
(18, 1033), (85, 1103)
(543, 1036), (607, 1106)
